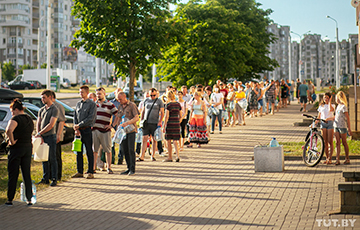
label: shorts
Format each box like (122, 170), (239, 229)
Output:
(258, 99), (263, 107)
(266, 94), (275, 104)
(320, 120), (333, 130)
(334, 127), (347, 134)
(281, 94), (287, 99)
(226, 101), (235, 112)
(300, 96), (307, 104)
(92, 129), (112, 153)
(142, 123), (157, 136)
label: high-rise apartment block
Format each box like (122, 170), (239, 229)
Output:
(263, 23), (358, 84)
(0, 0), (113, 84)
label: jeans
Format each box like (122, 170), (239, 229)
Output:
(121, 132), (136, 172)
(42, 134), (57, 181)
(211, 109), (223, 132)
(77, 127), (94, 174)
(8, 146), (32, 202)
(112, 144), (123, 163)
(49, 142), (62, 180)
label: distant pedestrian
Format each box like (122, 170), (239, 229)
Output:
(5, 99), (34, 206)
(189, 92), (208, 147)
(110, 88), (123, 165)
(298, 80), (309, 112)
(35, 90), (59, 186)
(265, 80), (276, 115)
(72, 85), (97, 179)
(210, 85), (224, 134)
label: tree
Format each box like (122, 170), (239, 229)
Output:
(1, 62), (16, 81)
(71, 0), (178, 101)
(157, 0), (278, 87)
(40, 63), (53, 69)
(18, 64), (35, 74)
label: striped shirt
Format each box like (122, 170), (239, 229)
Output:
(93, 100), (118, 132)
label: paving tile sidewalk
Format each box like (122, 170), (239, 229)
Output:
(1, 103), (359, 230)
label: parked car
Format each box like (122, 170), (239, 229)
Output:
(61, 78), (71, 88)
(0, 88), (23, 103)
(0, 127), (7, 155)
(8, 81), (36, 90)
(1, 82), (9, 89)
(106, 91), (141, 106)
(0, 104), (74, 145)
(27, 80), (42, 89)
(22, 97), (75, 117)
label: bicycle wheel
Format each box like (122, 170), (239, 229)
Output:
(302, 132), (324, 167)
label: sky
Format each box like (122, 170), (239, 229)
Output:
(171, 0), (358, 42)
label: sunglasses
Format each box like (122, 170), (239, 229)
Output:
(150, 94), (156, 97)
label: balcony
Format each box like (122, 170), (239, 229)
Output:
(18, 54), (24, 58)
(32, 23), (39, 28)
(10, 32), (16, 36)
(32, 13), (39, 18)
(7, 43), (16, 48)
(7, 54), (16, 58)
(33, 55), (37, 61)
(32, 2), (39, 7)
(18, 43), (23, 48)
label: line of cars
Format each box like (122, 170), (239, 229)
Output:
(0, 88), (74, 154)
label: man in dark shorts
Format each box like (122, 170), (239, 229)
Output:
(298, 80), (309, 112)
(137, 88), (164, 161)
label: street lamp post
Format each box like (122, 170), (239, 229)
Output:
(46, 3), (52, 89)
(327, 15), (340, 89)
(37, 16), (45, 69)
(290, 30), (311, 82)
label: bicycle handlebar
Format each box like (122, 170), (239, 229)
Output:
(302, 114), (326, 123)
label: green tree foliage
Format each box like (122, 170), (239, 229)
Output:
(71, 0), (177, 101)
(18, 64), (35, 74)
(158, 0), (278, 87)
(1, 62), (16, 81)
(40, 63), (53, 69)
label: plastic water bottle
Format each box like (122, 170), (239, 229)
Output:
(269, 137), (279, 147)
(154, 126), (163, 141)
(20, 181), (37, 204)
(112, 127), (126, 144)
(136, 128), (143, 143)
(122, 115), (134, 133)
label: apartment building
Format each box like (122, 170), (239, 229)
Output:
(0, 0), (113, 84)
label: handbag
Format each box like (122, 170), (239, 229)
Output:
(140, 98), (158, 128)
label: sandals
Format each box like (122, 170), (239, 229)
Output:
(187, 145), (193, 148)
(335, 161), (340, 165)
(344, 159), (351, 165)
(136, 158), (144, 162)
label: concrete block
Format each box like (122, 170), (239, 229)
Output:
(341, 192), (345, 206)
(338, 182), (353, 191)
(353, 182), (360, 191)
(355, 171), (360, 178)
(343, 171), (355, 178)
(344, 191), (357, 205)
(340, 205), (360, 214)
(254, 146), (284, 172)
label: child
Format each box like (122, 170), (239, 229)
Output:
(326, 91), (352, 165)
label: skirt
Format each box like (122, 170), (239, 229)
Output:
(188, 115), (209, 144)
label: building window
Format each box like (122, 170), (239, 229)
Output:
(65, 35), (68, 41)
(41, 10), (44, 16)
(28, 29), (30, 35)
(41, 20), (44, 27)
(2, 28), (5, 34)
(27, 50), (30, 56)
(27, 39), (30, 45)
(41, 0), (44, 6)
(41, 52), (43, 58)
(41, 41), (44, 47)
(3, 38), (5, 44)
(64, 5), (67, 10)
(64, 15), (67, 21)
(41, 31), (44, 37)
(65, 25), (68, 31)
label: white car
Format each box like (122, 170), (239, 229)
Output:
(0, 104), (37, 130)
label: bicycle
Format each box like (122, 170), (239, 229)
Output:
(302, 114), (325, 167)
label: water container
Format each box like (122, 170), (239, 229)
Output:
(20, 181), (37, 204)
(136, 128), (143, 143)
(154, 126), (163, 141)
(269, 137), (279, 147)
(238, 98), (248, 109)
(122, 115), (135, 133)
(72, 137), (82, 152)
(112, 127), (126, 144)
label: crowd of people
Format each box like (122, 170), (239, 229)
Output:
(4, 79), (353, 206)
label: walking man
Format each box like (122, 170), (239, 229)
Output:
(138, 88), (164, 161)
(92, 87), (118, 174)
(73, 85), (97, 179)
(298, 80), (309, 112)
(35, 90), (59, 186)
(115, 92), (139, 175)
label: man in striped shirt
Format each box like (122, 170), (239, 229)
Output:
(93, 87), (118, 174)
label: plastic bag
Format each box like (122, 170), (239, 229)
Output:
(153, 126), (163, 141)
(112, 127), (126, 144)
(34, 143), (49, 162)
(136, 128), (143, 143)
(238, 99), (248, 109)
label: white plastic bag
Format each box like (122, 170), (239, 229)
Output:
(34, 143), (49, 162)
(32, 137), (41, 154)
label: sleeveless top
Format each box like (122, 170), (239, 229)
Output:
(192, 103), (204, 115)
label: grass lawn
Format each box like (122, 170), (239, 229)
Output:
(280, 138), (360, 157)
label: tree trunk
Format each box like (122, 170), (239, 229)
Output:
(129, 59), (136, 102)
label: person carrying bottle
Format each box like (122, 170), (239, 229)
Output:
(5, 99), (34, 206)
(72, 85), (97, 179)
(114, 92), (140, 175)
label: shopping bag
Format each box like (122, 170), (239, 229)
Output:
(34, 143), (49, 162)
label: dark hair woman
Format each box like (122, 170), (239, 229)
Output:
(5, 99), (34, 205)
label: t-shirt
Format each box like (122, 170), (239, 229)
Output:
(298, 84), (309, 97)
(317, 104), (335, 120)
(220, 88), (228, 104)
(143, 98), (164, 124)
(235, 91), (246, 100)
(11, 114), (34, 149)
(334, 104), (348, 128)
(210, 93), (224, 110)
(38, 104), (59, 136)
(266, 84), (276, 96)
(117, 100), (140, 133)
(93, 100), (118, 132)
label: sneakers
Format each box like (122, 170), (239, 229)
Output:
(86, 173), (94, 179)
(71, 173), (84, 178)
(128, 171), (135, 176)
(300, 107), (303, 112)
(36, 179), (49, 185)
(107, 169), (114, 174)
